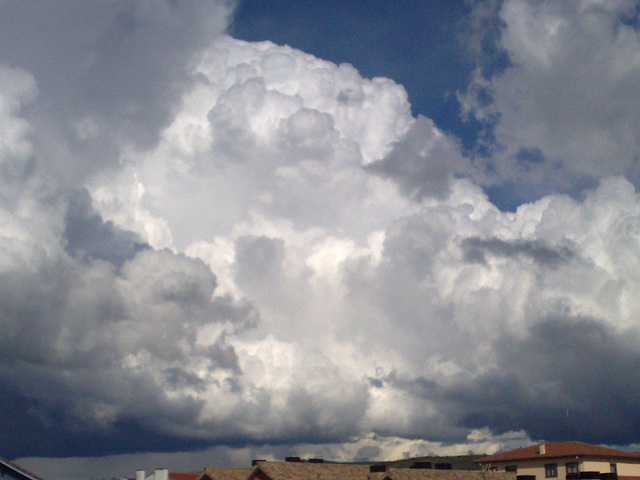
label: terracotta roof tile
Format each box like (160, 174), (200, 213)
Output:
(170, 473), (202, 480)
(478, 442), (640, 464)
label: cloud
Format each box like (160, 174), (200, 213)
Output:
(461, 0), (640, 198)
(443, 315), (640, 445)
(3, 0), (640, 472)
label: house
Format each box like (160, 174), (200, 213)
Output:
(0, 456), (44, 480)
(247, 460), (515, 480)
(476, 441), (640, 480)
(134, 470), (203, 480)
(170, 474), (203, 480)
(200, 467), (252, 480)
(379, 470), (513, 480)
(247, 460), (373, 480)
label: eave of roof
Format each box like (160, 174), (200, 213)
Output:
(0, 456), (45, 480)
(477, 442), (640, 464)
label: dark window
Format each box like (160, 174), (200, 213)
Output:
(546, 464), (558, 478)
(506, 466), (518, 473)
(610, 464), (617, 474)
(566, 463), (579, 475)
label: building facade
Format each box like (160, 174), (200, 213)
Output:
(477, 441), (640, 480)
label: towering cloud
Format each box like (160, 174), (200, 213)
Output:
(2, 0), (640, 476)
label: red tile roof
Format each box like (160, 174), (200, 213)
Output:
(170, 473), (202, 480)
(478, 442), (640, 464)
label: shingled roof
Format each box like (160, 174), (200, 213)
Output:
(249, 461), (372, 480)
(203, 467), (253, 480)
(248, 461), (516, 480)
(381, 470), (514, 480)
(478, 441), (640, 464)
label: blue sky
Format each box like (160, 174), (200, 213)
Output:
(232, 0), (476, 135)
(3, 1), (640, 479)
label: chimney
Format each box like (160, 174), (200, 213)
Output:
(154, 469), (169, 480)
(539, 443), (546, 455)
(136, 471), (146, 480)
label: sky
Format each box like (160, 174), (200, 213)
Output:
(3, 0), (640, 479)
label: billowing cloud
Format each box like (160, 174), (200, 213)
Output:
(3, 1), (640, 478)
(461, 0), (640, 199)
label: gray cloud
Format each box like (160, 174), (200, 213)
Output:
(441, 316), (640, 445)
(4, 0), (640, 471)
(461, 237), (574, 268)
(368, 116), (466, 200)
(63, 189), (149, 267)
(460, 0), (640, 200)
(0, 0), (235, 186)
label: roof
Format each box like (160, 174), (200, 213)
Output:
(478, 442), (640, 464)
(0, 456), (45, 480)
(382, 470), (514, 480)
(249, 462), (515, 480)
(170, 473), (202, 480)
(203, 467), (252, 480)
(249, 461), (373, 480)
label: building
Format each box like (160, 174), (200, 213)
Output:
(200, 467), (252, 480)
(477, 441), (640, 480)
(0, 456), (44, 480)
(247, 460), (514, 480)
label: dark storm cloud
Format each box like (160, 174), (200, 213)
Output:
(367, 316), (640, 446)
(442, 316), (640, 444)
(461, 237), (575, 268)
(63, 189), (149, 268)
(0, 235), (259, 457)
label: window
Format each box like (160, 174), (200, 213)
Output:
(506, 466), (518, 473)
(566, 463), (579, 475)
(610, 464), (617, 474)
(546, 464), (558, 478)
